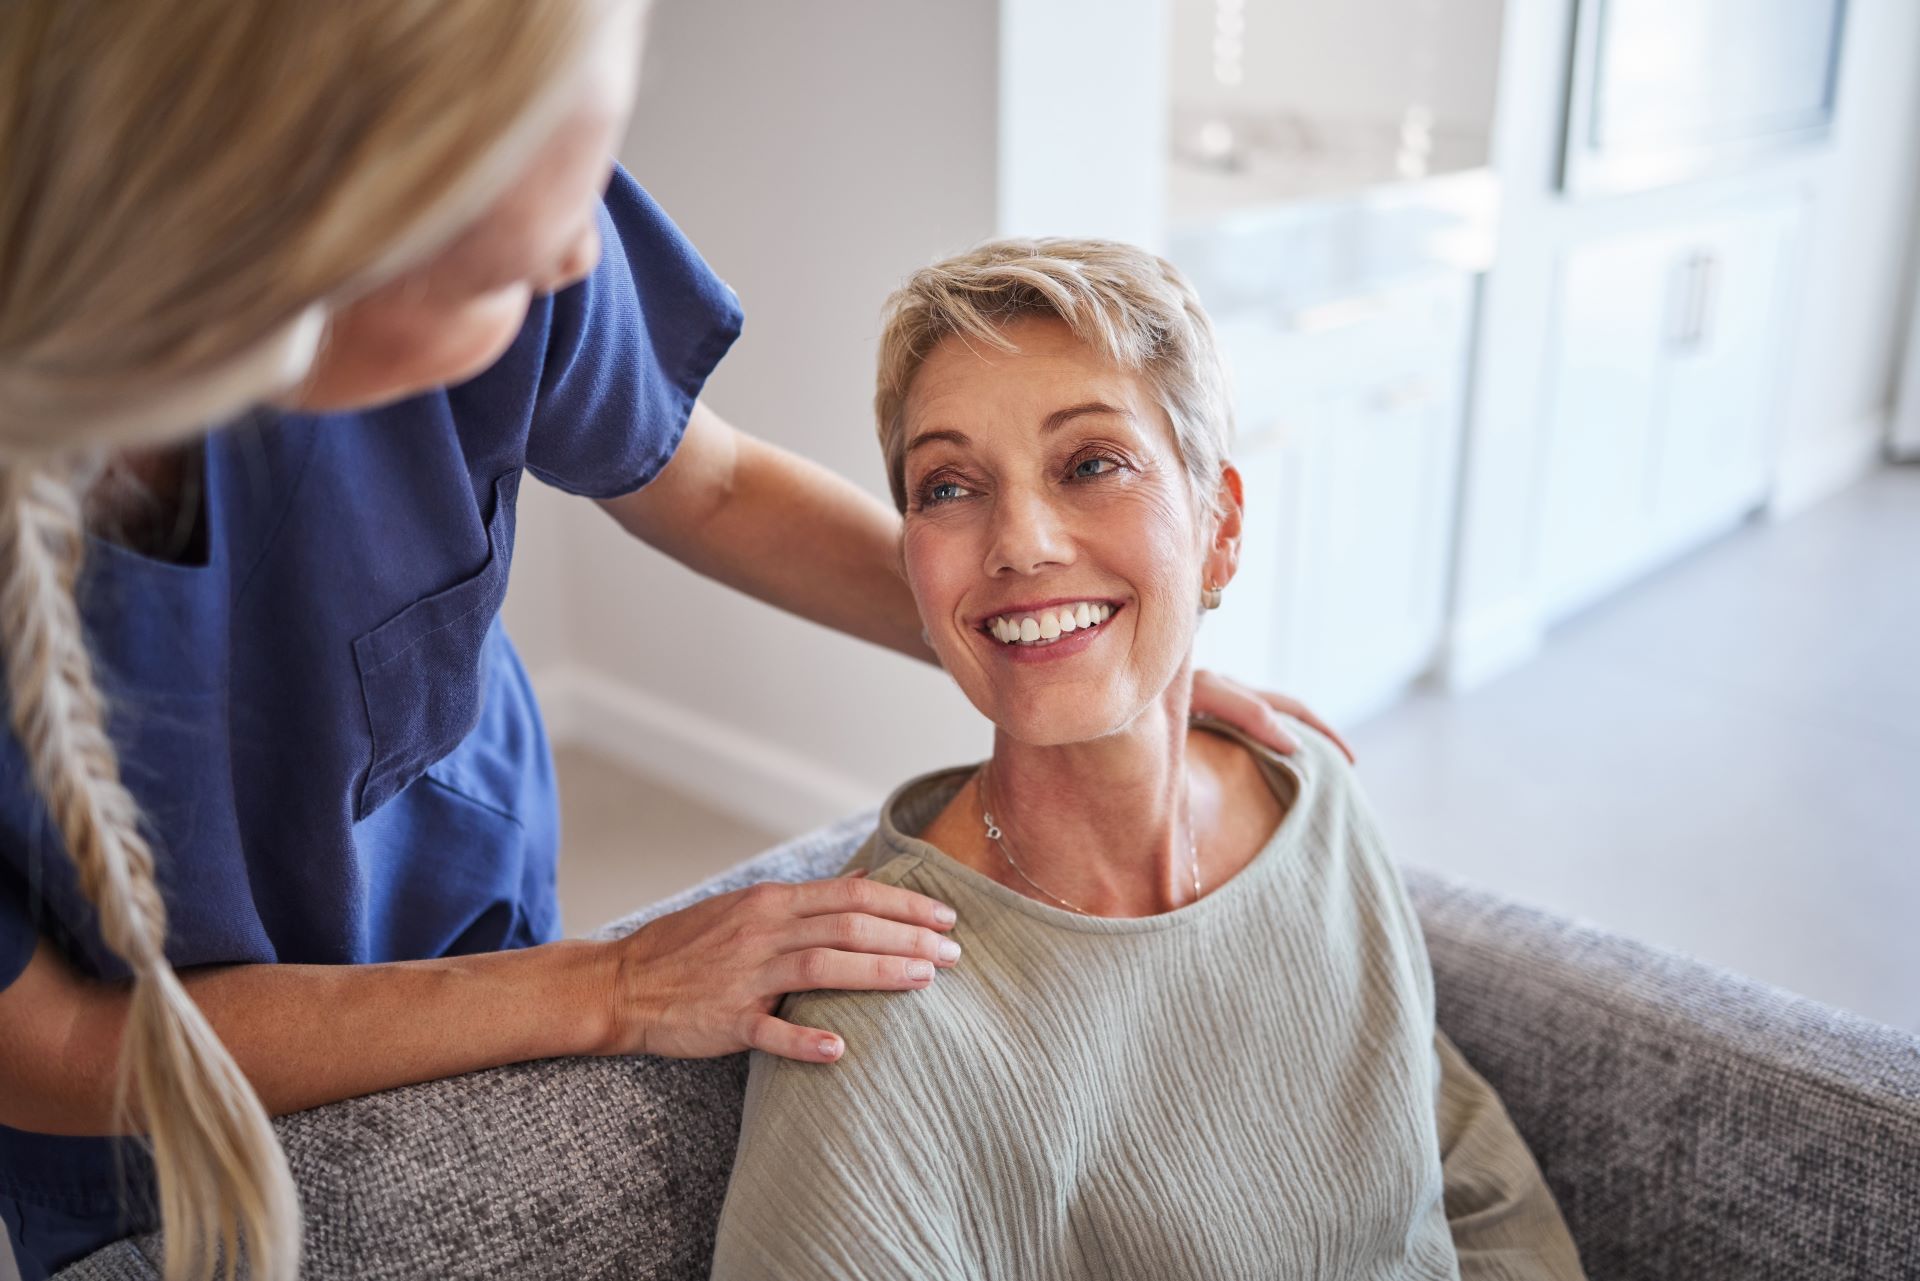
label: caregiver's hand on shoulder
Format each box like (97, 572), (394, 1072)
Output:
(597, 870), (959, 1064)
(1190, 669), (1358, 765)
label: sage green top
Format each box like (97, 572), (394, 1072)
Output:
(711, 719), (1585, 1280)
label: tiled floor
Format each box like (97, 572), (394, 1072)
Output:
(554, 463), (1919, 1032)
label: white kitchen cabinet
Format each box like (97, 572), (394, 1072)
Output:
(1194, 270), (1476, 725)
(1534, 197), (1806, 621)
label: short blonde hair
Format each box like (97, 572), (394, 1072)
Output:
(873, 238), (1234, 516)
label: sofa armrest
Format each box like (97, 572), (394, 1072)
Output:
(1405, 867), (1920, 1281)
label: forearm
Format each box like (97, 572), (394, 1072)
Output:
(600, 402), (933, 663)
(46, 939), (609, 1136)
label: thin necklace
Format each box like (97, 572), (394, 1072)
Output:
(977, 759), (1202, 916)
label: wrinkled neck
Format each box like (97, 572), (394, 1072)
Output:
(980, 668), (1201, 917)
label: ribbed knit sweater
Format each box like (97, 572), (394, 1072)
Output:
(711, 720), (1585, 1280)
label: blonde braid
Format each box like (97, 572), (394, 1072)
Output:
(0, 459), (299, 1281)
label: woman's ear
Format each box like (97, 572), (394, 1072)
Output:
(1205, 463), (1246, 590)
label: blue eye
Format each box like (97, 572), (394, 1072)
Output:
(1073, 456), (1119, 479)
(919, 478), (972, 507)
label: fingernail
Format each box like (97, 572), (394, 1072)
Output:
(906, 960), (934, 981)
(935, 905), (957, 926)
(819, 1037), (841, 1058)
(937, 939), (962, 963)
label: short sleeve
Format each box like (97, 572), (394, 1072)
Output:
(521, 165), (743, 499)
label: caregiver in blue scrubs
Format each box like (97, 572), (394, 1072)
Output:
(0, 3), (1352, 1277)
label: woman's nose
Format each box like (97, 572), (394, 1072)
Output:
(985, 488), (1073, 576)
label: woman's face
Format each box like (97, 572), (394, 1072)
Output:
(899, 315), (1241, 747)
(275, 3), (642, 414)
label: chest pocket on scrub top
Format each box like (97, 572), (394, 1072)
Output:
(351, 469), (520, 821)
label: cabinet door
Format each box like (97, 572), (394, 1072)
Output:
(1537, 228), (1678, 617)
(1653, 201), (1802, 542)
(1198, 272), (1473, 722)
(1537, 197), (1803, 621)
(1192, 434), (1301, 691)
(1290, 368), (1464, 721)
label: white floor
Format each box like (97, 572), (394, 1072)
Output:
(1348, 463), (1919, 1033)
(555, 463), (1919, 1033)
(552, 745), (783, 936)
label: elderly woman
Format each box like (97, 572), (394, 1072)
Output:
(709, 242), (1586, 1280)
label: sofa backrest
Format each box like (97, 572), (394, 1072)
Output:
(1408, 868), (1920, 1281)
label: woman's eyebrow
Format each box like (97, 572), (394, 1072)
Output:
(905, 427), (969, 455)
(906, 402), (1131, 456)
(1042, 401), (1128, 432)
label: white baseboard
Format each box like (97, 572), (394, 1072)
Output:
(1436, 594), (1544, 694)
(1768, 411), (1889, 520)
(531, 663), (879, 834)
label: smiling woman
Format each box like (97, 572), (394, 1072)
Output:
(709, 240), (1587, 1280)
(894, 310), (1238, 761)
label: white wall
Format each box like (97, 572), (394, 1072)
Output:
(999, 0), (1167, 247)
(1768, 0), (1920, 507)
(1167, 0), (1504, 134)
(507, 1), (1181, 833)
(1441, 0), (1920, 687)
(1894, 256), (1920, 460)
(507, 0), (1006, 833)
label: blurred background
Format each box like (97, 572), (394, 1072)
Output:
(503, 0), (1919, 1032)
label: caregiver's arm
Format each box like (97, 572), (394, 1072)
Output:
(597, 401), (1359, 762)
(0, 932), (607, 1135)
(0, 874), (958, 1135)
(1434, 1030), (1588, 1280)
(597, 400), (931, 662)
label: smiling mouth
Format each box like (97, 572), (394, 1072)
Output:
(980, 601), (1121, 647)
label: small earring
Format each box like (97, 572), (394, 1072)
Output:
(1201, 582), (1224, 610)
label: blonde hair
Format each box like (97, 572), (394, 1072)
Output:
(0, 3), (621, 1277)
(872, 238), (1235, 516)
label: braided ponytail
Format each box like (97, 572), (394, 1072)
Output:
(0, 459), (298, 1279)
(0, 3), (622, 1272)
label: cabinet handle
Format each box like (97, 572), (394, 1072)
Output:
(1692, 252), (1719, 348)
(1671, 250), (1718, 351)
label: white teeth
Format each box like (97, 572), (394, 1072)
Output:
(985, 601), (1119, 646)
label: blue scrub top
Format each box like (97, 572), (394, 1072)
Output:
(0, 165), (741, 1277)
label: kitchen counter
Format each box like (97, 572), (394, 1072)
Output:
(1167, 162), (1500, 315)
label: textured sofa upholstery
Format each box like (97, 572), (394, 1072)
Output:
(60, 811), (1920, 1280)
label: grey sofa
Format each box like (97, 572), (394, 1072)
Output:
(61, 811), (1920, 1280)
